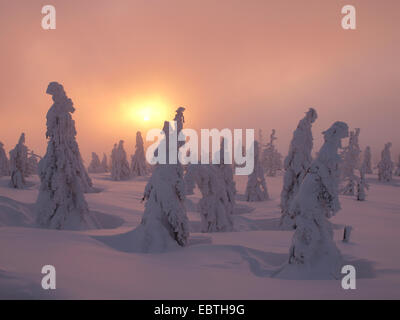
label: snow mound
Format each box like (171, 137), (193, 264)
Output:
(0, 196), (34, 227)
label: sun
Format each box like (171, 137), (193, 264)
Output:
(121, 96), (170, 127)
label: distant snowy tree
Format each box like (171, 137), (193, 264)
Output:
(101, 153), (109, 172)
(111, 140), (131, 181)
(394, 154), (400, 177)
(131, 131), (149, 177)
(139, 107), (190, 250)
(184, 164), (199, 195)
(26, 151), (39, 175)
(36, 82), (99, 230)
(196, 164), (234, 232)
(280, 108), (317, 228)
(245, 141), (269, 202)
(377, 142), (394, 182)
(262, 129), (282, 176)
(9, 133), (28, 189)
(340, 128), (361, 195)
(287, 121), (349, 270)
(0, 142), (10, 176)
(356, 167), (369, 201)
(362, 146), (373, 174)
(88, 152), (104, 173)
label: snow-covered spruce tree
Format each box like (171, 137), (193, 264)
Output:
(0, 142), (10, 176)
(394, 154), (400, 177)
(215, 139), (237, 212)
(196, 164), (234, 232)
(88, 152), (104, 173)
(111, 140), (131, 181)
(139, 107), (190, 251)
(362, 146), (373, 174)
(262, 129), (282, 177)
(101, 153), (109, 172)
(287, 121), (349, 272)
(357, 167), (369, 201)
(9, 133), (28, 189)
(377, 142), (394, 182)
(280, 108), (317, 228)
(340, 128), (361, 196)
(184, 164), (199, 195)
(36, 82), (99, 230)
(131, 131), (149, 177)
(245, 140), (269, 202)
(26, 151), (39, 175)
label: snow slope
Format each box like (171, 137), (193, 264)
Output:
(0, 173), (400, 299)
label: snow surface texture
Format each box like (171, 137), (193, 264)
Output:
(280, 108), (317, 228)
(378, 142), (394, 182)
(245, 141), (269, 202)
(130, 131), (149, 177)
(35, 82), (99, 230)
(340, 128), (361, 196)
(111, 141), (131, 181)
(278, 122), (349, 279)
(0, 142), (10, 177)
(9, 133), (28, 189)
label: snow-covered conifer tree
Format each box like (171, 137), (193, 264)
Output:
(362, 146), (373, 174)
(357, 167), (369, 201)
(340, 128), (361, 195)
(101, 153), (109, 172)
(394, 154), (400, 177)
(26, 151), (39, 175)
(287, 121), (349, 271)
(139, 107), (190, 250)
(131, 131), (149, 177)
(280, 108), (317, 228)
(245, 141), (269, 202)
(88, 152), (104, 173)
(215, 139), (236, 212)
(0, 142), (10, 177)
(377, 142), (394, 182)
(111, 140), (131, 180)
(184, 164), (198, 195)
(262, 129), (282, 176)
(9, 133), (28, 189)
(196, 164), (234, 232)
(36, 82), (99, 229)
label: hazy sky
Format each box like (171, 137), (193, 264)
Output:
(0, 0), (399, 163)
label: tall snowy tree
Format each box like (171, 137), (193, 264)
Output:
(394, 154), (400, 177)
(139, 107), (190, 250)
(36, 82), (99, 230)
(340, 128), (361, 195)
(184, 164), (199, 195)
(287, 121), (349, 272)
(88, 152), (104, 173)
(377, 142), (394, 182)
(101, 153), (109, 172)
(111, 140), (131, 181)
(362, 146), (373, 174)
(245, 140), (269, 202)
(196, 164), (234, 232)
(131, 131), (149, 177)
(9, 133), (28, 189)
(262, 129), (282, 176)
(0, 142), (9, 177)
(280, 108), (317, 228)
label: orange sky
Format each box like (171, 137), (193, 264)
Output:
(0, 0), (399, 163)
